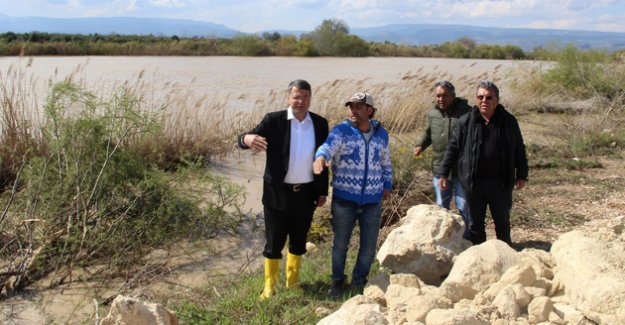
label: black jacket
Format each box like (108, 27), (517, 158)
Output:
(438, 104), (528, 193)
(238, 110), (329, 210)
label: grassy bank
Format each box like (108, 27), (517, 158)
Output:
(174, 240), (384, 324)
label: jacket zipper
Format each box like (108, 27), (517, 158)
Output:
(359, 123), (379, 205)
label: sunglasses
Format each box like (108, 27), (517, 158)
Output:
(476, 95), (495, 101)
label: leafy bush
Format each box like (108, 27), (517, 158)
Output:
(0, 82), (245, 296)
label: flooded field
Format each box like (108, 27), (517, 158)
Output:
(0, 56), (526, 111)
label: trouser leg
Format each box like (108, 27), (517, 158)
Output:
(352, 202), (382, 284)
(486, 186), (513, 246)
(262, 206), (288, 259)
(433, 176), (453, 209)
(467, 185), (488, 245)
(452, 178), (472, 239)
(331, 197), (357, 282)
(286, 186), (315, 255)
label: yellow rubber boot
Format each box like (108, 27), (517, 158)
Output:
(260, 258), (280, 300)
(286, 253), (302, 288)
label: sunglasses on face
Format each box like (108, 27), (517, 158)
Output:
(476, 95), (495, 101)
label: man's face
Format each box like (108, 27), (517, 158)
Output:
(435, 86), (454, 110)
(476, 87), (499, 119)
(288, 87), (311, 119)
(347, 102), (372, 126)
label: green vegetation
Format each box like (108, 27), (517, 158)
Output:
(510, 45), (625, 165)
(0, 81), (245, 296)
(0, 19), (527, 59)
(175, 240), (382, 324)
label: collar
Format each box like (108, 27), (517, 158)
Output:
(287, 107), (311, 122)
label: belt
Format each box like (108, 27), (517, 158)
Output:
(284, 182), (313, 192)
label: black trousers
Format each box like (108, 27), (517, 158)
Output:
(262, 184), (316, 259)
(467, 179), (513, 246)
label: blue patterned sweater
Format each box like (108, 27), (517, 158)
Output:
(315, 120), (393, 205)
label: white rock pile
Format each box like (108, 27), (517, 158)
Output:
(318, 204), (625, 325)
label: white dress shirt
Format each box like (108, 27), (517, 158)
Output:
(284, 107), (315, 184)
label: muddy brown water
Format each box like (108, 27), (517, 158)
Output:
(0, 56), (527, 324)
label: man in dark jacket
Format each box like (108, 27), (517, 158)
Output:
(438, 81), (528, 246)
(237, 79), (329, 299)
(414, 80), (472, 239)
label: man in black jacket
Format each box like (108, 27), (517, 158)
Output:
(237, 79), (329, 299)
(438, 81), (528, 246)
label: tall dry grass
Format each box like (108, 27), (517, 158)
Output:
(0, 63), (249, 299)
(0, 58), (44, 188)
(1, 57), (515, 177)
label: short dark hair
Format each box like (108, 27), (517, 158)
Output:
(433, 80), (455, 95)
(476, 80), (499, 97)
(288, 79), (312, 95)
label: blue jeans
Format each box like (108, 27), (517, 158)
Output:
(330, 196), (382, 284)
(433, 176), (471, 239)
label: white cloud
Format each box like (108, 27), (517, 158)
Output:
(150, 0), (184, 7)
(125, 0), (137, 11)
(83, 8), (108, 17)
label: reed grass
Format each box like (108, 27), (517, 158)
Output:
(0, 65), (247, 299)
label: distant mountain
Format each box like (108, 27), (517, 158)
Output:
(349, 24), (625, 51)
(0, 15), (240, 38)
(1, 15), (624, 51)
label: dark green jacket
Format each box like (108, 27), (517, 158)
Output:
(416, 97), (471, 177)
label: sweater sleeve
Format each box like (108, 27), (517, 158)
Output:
(315, 124), (343, 161)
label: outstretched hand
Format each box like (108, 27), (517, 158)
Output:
(313, 156), (328, 175)
(244, 134), (268, 152)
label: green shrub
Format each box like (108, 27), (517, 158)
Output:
(0, 82), (245, 293)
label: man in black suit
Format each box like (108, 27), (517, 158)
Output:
(237, 79), (329, 299)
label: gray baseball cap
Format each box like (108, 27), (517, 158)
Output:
(345, 92), (374, 108)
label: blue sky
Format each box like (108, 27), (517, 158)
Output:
(1, 0), (625, 33)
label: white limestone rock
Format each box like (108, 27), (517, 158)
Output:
(377, 205), (471, 285)
(100, 295), (179, 325)
(551, 230), (625, 324)
(424, 308), (489, 325)
(443, 240), (521, 298)
(527, 296), (553, 324)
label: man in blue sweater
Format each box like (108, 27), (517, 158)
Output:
(313, 92), (393, 298)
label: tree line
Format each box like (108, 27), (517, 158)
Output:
(0, 19), (608, 60)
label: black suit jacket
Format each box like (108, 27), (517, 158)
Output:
(238, 110), (329, 211)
